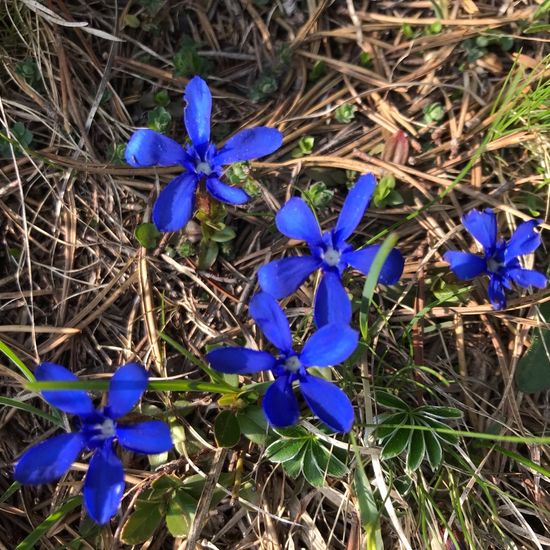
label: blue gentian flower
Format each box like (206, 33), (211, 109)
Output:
(444, 208), (547, 309)
(206, 292), (358, 432)
(257, 173), (404, 327)
(125, 76), (283, 232)
(14, 362), (173, 525)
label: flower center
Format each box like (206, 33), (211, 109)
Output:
(284, 356), (302, 373)
(323, 247), (341, 267)
(487, 257), (503, 273)
(196, 161), (212, 175)
(92, 417), (116, 440)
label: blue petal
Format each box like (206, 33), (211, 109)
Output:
(507, 268), (547, 289)
(117, 421), (173, 454)
(125, 129), (186, 167)
(14, 432), (84, 485)
(106, 363), (148, 420)
(488, 276), (506, 310)
(249, 292), (293, 353)
(300, 374), (354, 432)
(152, 172), (197, 232)
(258, 256), (321, 299)
(84, 444), (125, 524)
(213, 127), (283, 166)
(334, 173), (377, 244)
(183, 76), (212, 157)
(35, 362), (95, 416)
(313, 271), (351, 327)
(262, 374), (299, 428)
(275, 198), (322, 246)
(443, 251), (487, 280)
(462, 209), (497, 252)
(300, 323), (358, 367)
(344, 245), (404, 284)
(206, 177), (249, 205)
(206, 347), (276, 374)
(505, 220), (542, 262)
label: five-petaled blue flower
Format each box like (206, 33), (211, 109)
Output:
(257, 173), (404, 327)
(206, 292), (358, 432)
(444, 208), (547, 310)
(125, 76), (283, 232)
(14, 362), (173, 525)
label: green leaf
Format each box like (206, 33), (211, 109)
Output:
(418, 405), (463, 419)
(376, 412), (407, 439)
(121, 503), (163, 545)
(0, 341), (34, 381)
(210, 226), (236, 243)
(376, 391), (409, 411)
(198, 238), (219, 270)
(310, 441), (347, 477)
(237, 405), (269, 445)
(214, 410), (241, 448)
(381, 427), (411, 459)
(334, 103), (356, 124)
(420, 417), (460, 445)
(147, 106), (172, 132)
(281, 446), (306, 478)
(266, 437), (307, 463)
(135, 222), (161, 249)
(303, 181), (334, 209)
(516, 305), (550, 393)
(358, 51), (372, 67)
(424, 430), (443, 469)
(406, 430), (425, 471)
(302, 443), (326, 486)
(154, 89), (170, 107)
(166, 490), (196, 537)
(0, 397), (64, 427)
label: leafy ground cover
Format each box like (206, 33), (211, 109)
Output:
(1, 1), (549, 548)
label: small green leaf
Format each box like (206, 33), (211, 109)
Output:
(310, 441), (347, 477)
(147, 106), (172, 132)
(423, 102), (445, 123)
(358, 51), (372, 67)
(198, 238), (219, 270)
(376, 412), (407, 439)
(281, 446), (306, 478)
(121, 503), (163, 545)
(334, 103), (356, 124)
(124, 13), (140, 28)
(376, 391), (409, 411)
(135, 222), (161, 249)
(214, 410), (241, 448)
(302, 443), (325, 486)
(291, 135), (314, 158)
(420, 417), (459, 445)
(418, 405), (463, 419)
(210, 226), (236, 243)
(237, 405), (269, 445)
(381, 427), (411, 459)
(424, 431), (443, 469)
(166, 490), (196, 537)
(309, 60), (326, 81)
(516, 304), (550, 393)
(154, 89), (170, 107)
(303, 181), (334, 209)
(406, 430), (425, 471)
(266, 438), (307, 463)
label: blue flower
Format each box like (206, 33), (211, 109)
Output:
(14, 363), (173, 525)
(206, 292), (358, 432)
(444, 208), (547, 309)
(257, 174), (404, 327)
(125, 76), (283, 232)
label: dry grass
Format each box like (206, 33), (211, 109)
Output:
(1, 0), (549, 548)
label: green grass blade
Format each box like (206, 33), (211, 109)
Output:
(0, 397), (64, 427)
(0, 340), (34, 382)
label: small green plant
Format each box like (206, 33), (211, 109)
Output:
(266, 426), (347, 486)
(135, 223), (161, 249)
(173, 36), (212, 77)
(226, 162), (261, 198)
(358, 51), (372, 67)
(423, 102), (445, 124)
(376, 391), (462, 471)
(426, 20), (443, 34)
(15, 58), (41, 89)
(462, 33), (514, 63)
(147, 106), (172, 132)
(0, 122), (33, 158)
(401, 23), (418, 39)
(291, 135), (314, 158)
(334, 103), (357, 124)
(107, 143), (126, 165)
(303, 181), (334, 209)
(249, 45), (292, 102)
(154, 89), (170, 107)
(372, 174), (404, 208)
(309, 60), (326, 81)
